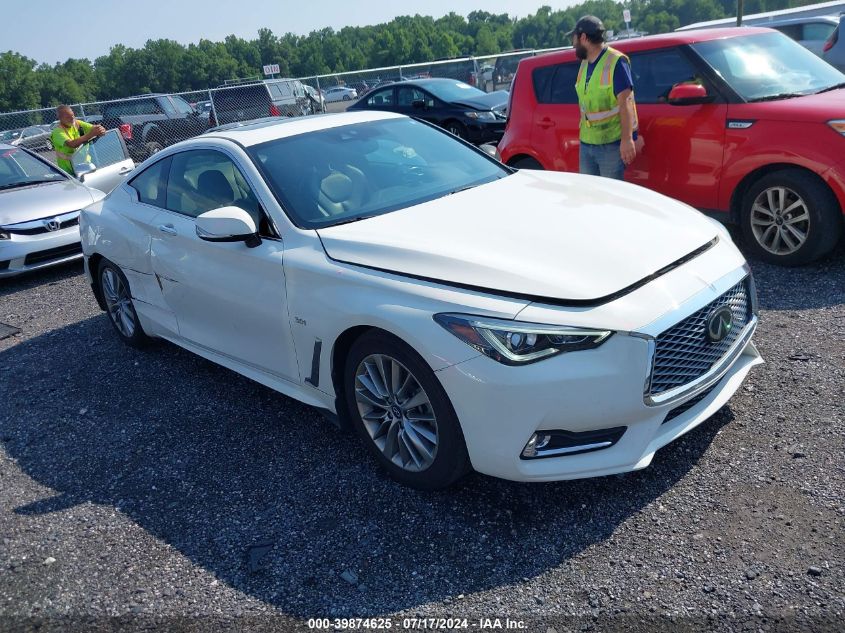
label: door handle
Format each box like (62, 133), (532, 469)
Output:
(539, 118), (556, 129)
(118, 166), (133, 174)
(158, 224), (177, 236)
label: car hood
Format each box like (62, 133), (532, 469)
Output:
(317, 170), (720, 304)
(0, 180), (99, 226)
(449, 90), (509, 112)
(736, 87), (845, 123)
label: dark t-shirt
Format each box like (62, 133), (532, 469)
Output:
(584, 47), (634, 96)
(581, 47), (637, 146)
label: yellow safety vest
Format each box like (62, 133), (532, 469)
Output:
(574, 47), (637, 145)
(51, 120), (93, 175)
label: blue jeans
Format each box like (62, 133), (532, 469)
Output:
(579, 141), (625, 180)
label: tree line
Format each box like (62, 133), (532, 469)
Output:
(0, 0), (822, 112)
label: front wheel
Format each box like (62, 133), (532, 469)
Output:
(144, 140), (163, 159)
(444, 121), (467, 140)
(344, 331), (470, 490)
(98, 260), (150, 348)
(740, 169), (842, 266)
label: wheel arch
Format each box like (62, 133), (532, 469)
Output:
(729, 163), (837, 223)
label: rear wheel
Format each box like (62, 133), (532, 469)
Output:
(740, 169), (842, 266)
(144, 140), (163, 159)
(98, 260), (150, 348)
(344, 331), (470, 490)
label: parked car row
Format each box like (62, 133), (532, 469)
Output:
(497, 27), (845, 266)
(348, 78), (509, 145)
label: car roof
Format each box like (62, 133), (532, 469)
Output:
(388, 78), (472, 88)
(523, 27), (777, 68)
(761, 15), (839, 26)
(203, 110), (405, 146)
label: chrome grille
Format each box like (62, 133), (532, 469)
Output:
(649, 278), (751, 396)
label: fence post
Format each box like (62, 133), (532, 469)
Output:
(315, 77), (324, 112)
(208, 88), (219, 127)
(398, 65), (403, 79)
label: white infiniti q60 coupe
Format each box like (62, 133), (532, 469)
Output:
(80, 111), (762, 489)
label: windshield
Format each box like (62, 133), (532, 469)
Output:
(424, 81), (487, 102)
(248, 117), (508, 228)
(692, 32), (845, 101)
(0, 147), (66, 190)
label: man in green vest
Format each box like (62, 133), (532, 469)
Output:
(50, 105), (106, 176)
(567, 16), (641, 180)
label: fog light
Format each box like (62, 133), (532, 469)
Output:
(520, 427), (627, 460)
(521, 433), (552, 458)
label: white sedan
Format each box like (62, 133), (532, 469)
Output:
(324, 86), (358, 102)
(80, 111), (762, 489)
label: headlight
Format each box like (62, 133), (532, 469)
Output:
(0, 229), (9, 240)
(829, 120), (845, 136)
(464, 111), (497, 121)
(434, 313), (612, 365)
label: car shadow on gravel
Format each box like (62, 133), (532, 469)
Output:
(1, 314), (736, 617)
(0, 260), (84, 298)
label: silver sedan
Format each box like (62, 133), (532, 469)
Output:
(0, 145), (106, 278)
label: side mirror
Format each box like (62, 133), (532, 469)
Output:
(196, 206), (261, 248)
(667, 83), (714, 105)
(412, 99), (426, 109)
(75, 162), (97, 182)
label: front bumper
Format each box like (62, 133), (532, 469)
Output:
(0, 227), (82, 278)
(434, 262), (762, 482)
(466, 120), (506, 145)
(437, 325), (761, 482)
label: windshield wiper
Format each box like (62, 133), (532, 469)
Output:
(327, 214), (377, 227)
(447, 184), (479, 196)
(0, 180), (56, 191)
(746, 92), (806, 103)
(815, 82), (845, 94)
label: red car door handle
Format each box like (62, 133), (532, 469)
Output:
(539, 118), (556, 129)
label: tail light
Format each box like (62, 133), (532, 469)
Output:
(505, 75), (517, 129)
(269, 104), (282, 117)
(118, 123), (132, 141)
(824, 28), (839, 53)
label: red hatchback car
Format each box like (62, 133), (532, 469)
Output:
(498, 27), (845, 265)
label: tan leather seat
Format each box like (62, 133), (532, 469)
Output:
(317, 164), (367, 216)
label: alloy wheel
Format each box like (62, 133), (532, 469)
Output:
(354, 354), (439, 472)
(750, 186), (811, 256)
(101, 267), (136, 338)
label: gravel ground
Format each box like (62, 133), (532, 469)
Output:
(0, 239), (843, 633)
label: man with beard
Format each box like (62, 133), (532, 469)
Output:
(567, 16), (640, 180)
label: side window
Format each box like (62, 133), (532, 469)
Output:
(533, 62), (579, 104)
(158, 98), (177, 116)
(129, 156), (171, 207)
(803, 22), (835, 41)
(367, 88), (394, 106)
(165, 150), (268, 233)
(629, 48), (702, 104)
(171, 96), (194, 115)
(73, 129), (128, 173)
(397, 87), (431, 107)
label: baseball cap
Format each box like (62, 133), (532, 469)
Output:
(566, 15), (606, 39)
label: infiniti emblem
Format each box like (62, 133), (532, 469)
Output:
(706, 305), (734, 343)
(43, 218), (61, 232)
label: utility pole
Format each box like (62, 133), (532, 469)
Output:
(737, 0), (744, 26)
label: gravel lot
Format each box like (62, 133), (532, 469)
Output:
(1, 236), (843, 633)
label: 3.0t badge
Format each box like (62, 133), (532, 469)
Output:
(706, 305), (734, 343)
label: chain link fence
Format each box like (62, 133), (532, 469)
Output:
(0, 47), (568, 164)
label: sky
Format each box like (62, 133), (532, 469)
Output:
(4, 0), (583, 65)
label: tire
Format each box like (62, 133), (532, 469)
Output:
(98, 259), (150, 348)
(740, 169), (843, 266)
(510, 156), (544, 170)
(144, 140), (163, 159)
(444, 121), (467, 140)
(344, 331), (470, 490)
(343, 94), (351, 101)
